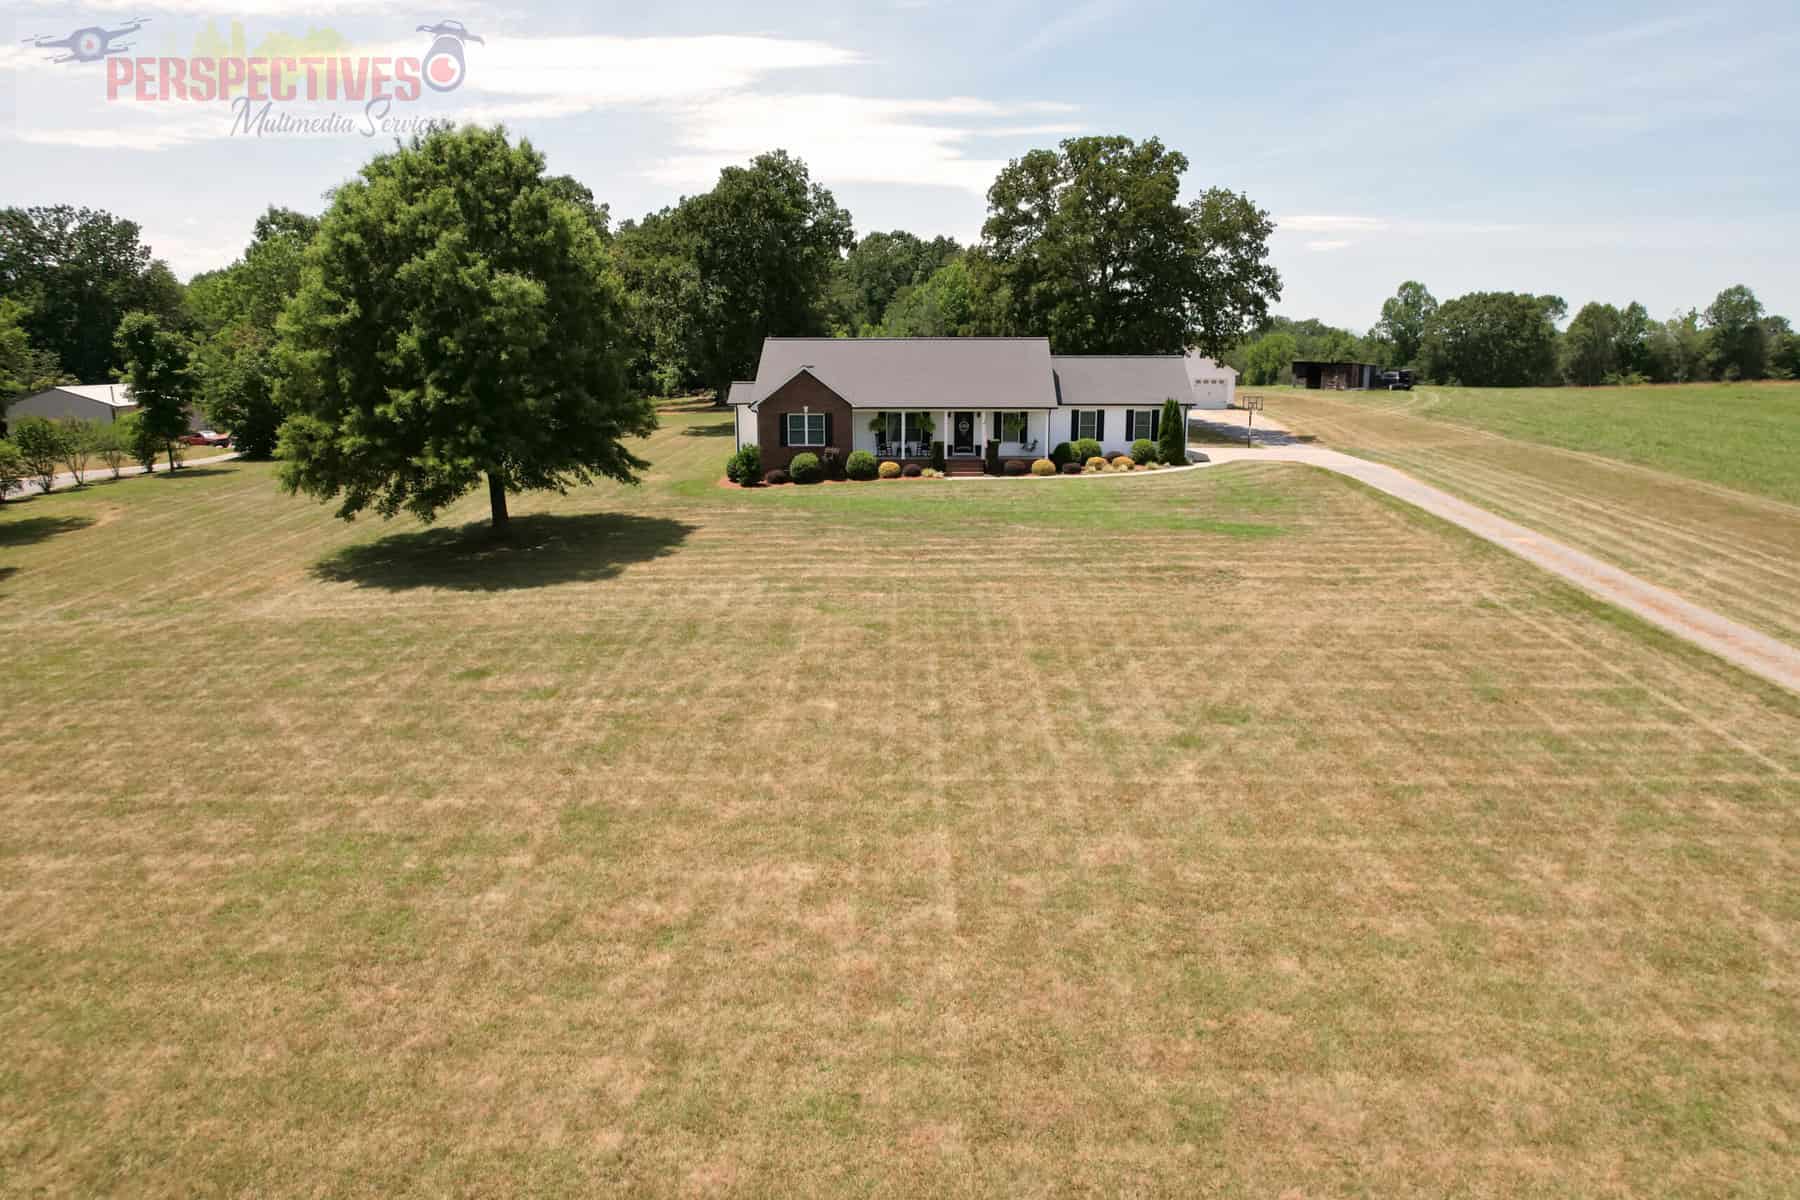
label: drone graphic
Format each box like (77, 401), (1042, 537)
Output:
(417, 19), (482, 93)
(20, 17), (149, 64)
(416, 20), (484, 45)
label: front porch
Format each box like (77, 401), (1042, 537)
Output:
(862, 408), (1049, 469)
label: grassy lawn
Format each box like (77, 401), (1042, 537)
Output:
(3, 404), (1798, 1196)
(1262, 384), (1800, 648)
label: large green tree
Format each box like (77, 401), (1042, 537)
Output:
(188, 206), (319, 457)
(829, 231), (961, 334)
(1, 298), (69, 430)
(1644, 309), (1710, 383)
(1370, 281), (1437, 368)
(274, 125), (654, 532)
(115, 312), (197, 471)
(0, 205), (189, 381)
(979, 136), (1279, 355)
(618, 151), (852, 400)
(1559, 302), (1625, 386)
(1240, 331), (1298, 385)
(1703, 285), (1767, 380)
(1418, 292), (1562, 386)
(876, 257), (993, 337)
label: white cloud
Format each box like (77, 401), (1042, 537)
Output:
(643, 92), (1073, 194)
(1016, 0), (1132, 59)
(1304, 239), (1351, 252)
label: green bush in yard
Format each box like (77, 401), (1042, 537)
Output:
(1157, 397), (1186, 465)
(10, 417), (67, 492)
(1130, 437), (1157, 465)
(0, 439), (24, 501)
(1070, 437), (1102, 464)
(845, 450), (878, 481)
(789, 452), (823, 484)
(725, 443), (762, 485)
(1049, 441), (1074, 468)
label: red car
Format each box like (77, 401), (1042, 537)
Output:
(180, 430), (231, 447)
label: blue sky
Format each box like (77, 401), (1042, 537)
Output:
(4, 0), (1797, 331)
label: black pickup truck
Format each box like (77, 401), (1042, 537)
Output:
(1378, 369), (1415, 391)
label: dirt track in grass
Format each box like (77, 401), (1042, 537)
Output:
(2, 404), (1798, 1197)
(1262, 386), (1800, 649)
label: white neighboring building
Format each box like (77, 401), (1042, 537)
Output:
(7, 383), (138, 424)
(1184, 353), (1237, 410)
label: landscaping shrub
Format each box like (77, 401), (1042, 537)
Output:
(1031, 458), (1055, 476)
(10, 417), (67, 492)
(820, 447), (846, 481)
(725, 443), (762, 485)
(763, 468), (790, 485)
(1003, 459), (1028, 476)
(921, 468), (942, 478)
(984, 439), (1000, 476)
(930, 440), (945, 472)
(0, 440), (23, 501)
(1130, 437), (1157, 465)
(878, 460), (901, 479)
(902, 463), (923, 477)
(789, 452), (823, 484)
(1085, 456), (1107, 470)
(1070, 437), (1102, 463)
(1112, 455), (1135, 469)
(1060, 461), (1082, 475)
(845, 449), (878, 481)
(1157, 396), (1186, 466)
(1049, 441), (1074, 468)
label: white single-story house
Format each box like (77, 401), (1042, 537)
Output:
(6, 383), (138, 424)
(730, 337), (1199, 474)
(1185, 353), (1238, 409)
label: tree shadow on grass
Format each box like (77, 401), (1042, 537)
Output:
(0, 514), (97, 548)
(161, 467), (237, 479)
(311, 512), (695, 592)
(681, 422), (734, 437)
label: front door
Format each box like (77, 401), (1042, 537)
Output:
(951, 412), (976, 455)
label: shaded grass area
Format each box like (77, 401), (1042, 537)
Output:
(1266, 385), (1800, 648)
(2, 405), (1798, 1197)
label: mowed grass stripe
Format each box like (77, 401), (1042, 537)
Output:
(3, 410), (1799, 1196)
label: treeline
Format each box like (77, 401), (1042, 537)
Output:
(1233, 282), (1800, 388)
(2, 133), (1282, 467)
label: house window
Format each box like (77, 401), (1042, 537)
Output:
(1000, 411), (1029, 443)
(1127, 410), (1158, 440)
(786, 412), (825, 447)
(1075, 411), (1098, 440)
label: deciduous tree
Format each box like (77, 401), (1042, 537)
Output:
(0, 205), (189, 381)
(1371, 281), (1436, 368)
(116, 312), (196, 471)
(274, 125), (654, 532)
(1418, 292), (1560, 386)
(1703, 285), (1767, 380)
(980, 136), (1279, 356)
(10, 416), (67, 491)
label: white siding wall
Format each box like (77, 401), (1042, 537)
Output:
(735, 406), (756, 451)
(1054, 407), (1175, 456)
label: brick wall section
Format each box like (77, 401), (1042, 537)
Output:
(756, 372), (854, 470)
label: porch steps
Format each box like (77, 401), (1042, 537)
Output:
(944, 458), (986, 477)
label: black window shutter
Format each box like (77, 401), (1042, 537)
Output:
(824, 413), (833, 445)
(1150, 410), (1160, 440)
(779, 415), (789, 447)
(1096, 410), (1106, 441)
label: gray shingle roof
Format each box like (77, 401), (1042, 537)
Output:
(726, 381), (756, 406)
(750, 338), (1057, 410)
(1050, 356), (1193, 408)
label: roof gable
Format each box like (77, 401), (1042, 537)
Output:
(750, 338), (1057, 409)
(1050, 356), (1192, 408)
